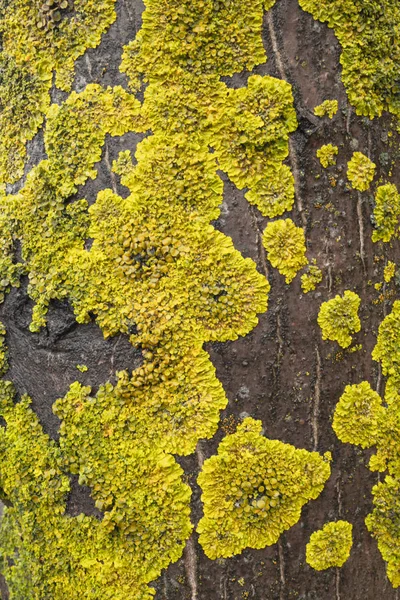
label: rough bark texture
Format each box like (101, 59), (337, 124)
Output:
(2, 0), (400, 598)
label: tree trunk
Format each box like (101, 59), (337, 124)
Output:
(0, 0), (399, 599)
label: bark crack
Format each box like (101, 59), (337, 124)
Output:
(356, 192), (366, 275)
(104, 142), (118, 195)
(312, 344), (321, 451)
(265, 11), (305, 227)
(184, 535), (198, 600)
(278, 539), (286, 600)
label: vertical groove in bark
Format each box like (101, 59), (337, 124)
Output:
(196, 440), (205, 470)
(184, 536), (198, 600)
(356, 192), (366, 275)
(346, 107), (352, 134)
(249, 206), (269, 280)
(265, 11), (305, 226)
(312, 344), (321, 451)
(278, 539), (286, 600)
(335, 567), (341, 600)
(104, 142), (118, 194)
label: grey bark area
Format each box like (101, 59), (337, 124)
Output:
(2, 0), (400, 598)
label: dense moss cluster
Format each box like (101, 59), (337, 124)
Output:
(197, 418), (331, 559)
(347, 152), (376, 192)
(306, 521), (353, 570)
(372, 184), (400, 243)
(262, 219), (308, 283)
(333, 302), (400, 586)
(0, 0), (117, 183)
(316, 144), (338, 168)
(318, 291), (361, 348)
(299, 0), (400, 120)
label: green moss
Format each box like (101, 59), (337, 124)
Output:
(372, 184), (400, 243)
(313, 100), (339, 119)
(299, 1), (400, 120)
(262, 219), (308, 283)
(306, 521), (353, 570)
(301, 264), (323, 293)
(197, 418), (331, 559)
(317, 291), (361, 348)
(347, 152), (376, 192)
(316, 144), (338, 168)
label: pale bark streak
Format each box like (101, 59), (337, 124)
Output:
(312, 344), (321, 451)
(104, 142), (118, 195)
(85, 54), (93, 79)
(327, 264), (333, 293)
(184, 536), (198, 600)
(250, 206), (269, 281)
(357, 192), (366, 275)
(346, 107), (352, 135)
(266, 12), (305, 226)
(336, 470), (343, 517)
(276, 312), (284, 369)
(196, 440), (205, 470)
(278, 539), (286, 600)
(335, 567), (341, 600)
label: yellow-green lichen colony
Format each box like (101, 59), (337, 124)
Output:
(384, 262), (396, 283)
(262, 219), (308, 283)
(313, 100), (339, 119)
(0, 0), (118, 184)
(301, 264), (323, 293)
(371, 184), (400, 243)
(306, 521), (353, 570)
(317, 291), (361, 348)
(0, 0), (334, 595)
(347, 152), (376, 192)
(333, 302), (400, 586)
(299, 0), (400, 120)
(197, 418), (331, 559)
(316, 144), (338, 168)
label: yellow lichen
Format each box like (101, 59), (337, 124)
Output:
(197, 418), (331, 559)
(306, 521), (353, 570)
(384, 262), (396, 283)
(262, 219), (308, 283)
(372, 184), (400, 243)
(316, 144), (338, 168)
(301, 264), (323, 293)
(0, 0), (117, 183)
(299, 1), (400, 120)
(347, 152), (376, 192)
(317, 291), (361, 348)
(313, 100), (339, 119)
